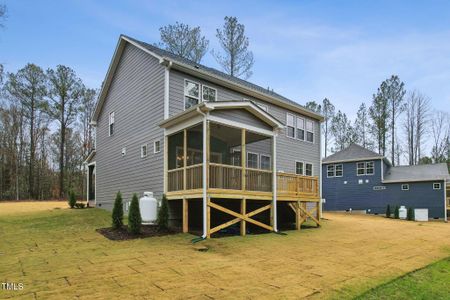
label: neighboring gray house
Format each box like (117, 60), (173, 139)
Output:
(85, 35), (324, 238)
(322, 144), (450, 220)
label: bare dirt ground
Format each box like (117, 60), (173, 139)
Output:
(0, 203), (449, 299)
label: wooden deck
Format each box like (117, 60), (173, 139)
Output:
(166, 163), (320, 237)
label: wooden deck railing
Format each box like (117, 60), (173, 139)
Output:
(277, 173), (319, 198)
(210, 163), (242, 190)
(167, 163), (319, 198)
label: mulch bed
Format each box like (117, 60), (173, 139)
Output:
(96, 225), (180, 241)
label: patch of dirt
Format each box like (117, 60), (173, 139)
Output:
(96, 225), (179, 241)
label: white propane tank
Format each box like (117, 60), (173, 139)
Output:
(399, 206), (407, 219)
(139, 192), (158, 224)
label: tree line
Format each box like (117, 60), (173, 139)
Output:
(306, 75), (450, 166)
(0, 63), (96, 200)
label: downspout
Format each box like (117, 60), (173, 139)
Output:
(197, 107), (208, 238)
(272, 132), (278, 232)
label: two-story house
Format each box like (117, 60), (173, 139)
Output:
(322, 144), (449, 220)
(85, 35), (324, 238)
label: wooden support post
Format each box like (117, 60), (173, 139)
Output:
(163, 135), (169, 194)
(270, 203), (274, 227)
(182, 198), (188, 233)
(206, 197), (211, 238)
(241, 198), (246, 236)
(296, 201), (301, 230)
(206, 122), (210, 189)
(241, 128), (246, 191)
(316, 201), (321, 227)
(183, 129), (187, 191)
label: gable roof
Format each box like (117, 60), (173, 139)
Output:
(383, 163), (450, 183)
(159, 100), (284, 131)
(322, 144), (386, 164)
(92, 35), (324, 122)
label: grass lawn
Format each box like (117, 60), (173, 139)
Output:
(355, 257), (450, 300)
(0, 202), (449, 299)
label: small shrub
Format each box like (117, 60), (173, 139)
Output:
(385, 204), (391, 218)
(112, 191), (124, 229)
(407, 207), (414, 221)
(74, 203), (85, 209)
(394, 205), (400, 219)
(128, 193), (142, 234)
(68, 191), (76, 208)
(157, 194), (169, 230)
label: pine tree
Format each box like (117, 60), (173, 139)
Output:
(68, 190), (76, 208)
(112, 191), (124, 229)
(407, 207), (414, 221)
(157, 194), (169, 230)
(385, 204), (391, 218)
(394, 205), (400, 219)
(128, 193), (142, 234)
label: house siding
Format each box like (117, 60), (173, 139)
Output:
(95, 43), (165, 210)
(210, 109), (272, 131)
(322, 159), (445, 218)
(169, 69), (321, 177)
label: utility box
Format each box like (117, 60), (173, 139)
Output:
(414, 209), (428, 222)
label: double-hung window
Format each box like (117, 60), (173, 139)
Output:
(305, 163), (313, 176)
(327, 165), (335, 177)
(184, 80), (200, 109)
(247, 152), (259, 169)
(154, 140), (161, 154)
(202, 85), (217, 102)
(335, 164), (343, 177)
(357, 162), (366, 175)
(109, 112), (115, 136)
(286, 114), (295, 138)
(327, 164), (343, 177)
(296, 161), (304, 175)
(306, 120), (314, 142)
(357, 161), (374, 176)
(296, 117), (305, 140)
(260, 155), (271, 170)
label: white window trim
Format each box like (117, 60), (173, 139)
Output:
(141, 144), (148, 158)
(296, 160), (305, 175)
(286, 113), (296, 139)
(154, 140), (161, 154)
(305, 120), (314, 143)
(356, 161), (374, 176)
(326, 164), (335, 178)
(246, 151), (259, 169)
(296, 116), (305, 141)
(109, 112), (115, 136)
(202, 85), (217, 102)
(433, 182), (441, 190)
(260, 154), (271, 170)
(401, 184), (409, 191)
(184, 79), (201, 110)
(305, 162), (313, 176)
(335, 164), (343, 177)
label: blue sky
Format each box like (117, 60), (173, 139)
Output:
(1, 0), (450, 120)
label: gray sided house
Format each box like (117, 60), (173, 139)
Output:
(322, 144), (450, 220)
(85, 35), (324, 238)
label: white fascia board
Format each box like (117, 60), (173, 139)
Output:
(323, 157), (384, 164)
